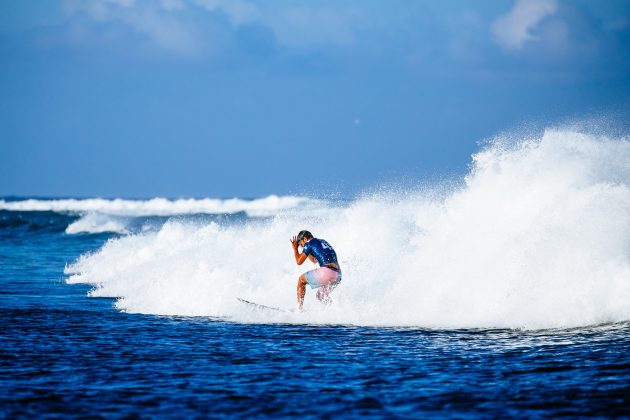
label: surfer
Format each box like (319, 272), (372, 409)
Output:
(290, 230), (341, 310)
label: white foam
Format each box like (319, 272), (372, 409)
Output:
(65, 213), (130, 235)
(0, 195), (320, 217)
(65, 128), (630, 329)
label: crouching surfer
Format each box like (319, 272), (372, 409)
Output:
(290, 230), (341, 310)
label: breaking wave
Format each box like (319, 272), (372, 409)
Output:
(0, 195), (325, 235)
(65, 128), (630, 329)
(0, 195), (320, 217)
(65, 213), (130, 235)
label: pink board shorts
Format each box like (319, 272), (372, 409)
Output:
(305, 267), (341, 290)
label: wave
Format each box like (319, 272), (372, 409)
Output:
(65, 128), (630, 329)
(0, 195), (325, 235)
(65, 213), (130, 235)
(62, 212), (257, 235)
(0, 195), (321, 217)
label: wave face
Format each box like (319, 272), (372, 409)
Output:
(65, 129), (630, 329)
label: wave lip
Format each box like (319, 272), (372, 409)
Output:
(0, 195), (321, 217)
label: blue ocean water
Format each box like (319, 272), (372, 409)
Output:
(1, 207), (629, 418)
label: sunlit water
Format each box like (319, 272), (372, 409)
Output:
(2, 128), (630, 416)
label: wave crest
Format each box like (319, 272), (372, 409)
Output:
(0, 195), (320, 217)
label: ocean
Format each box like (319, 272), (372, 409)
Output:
(2, 128), (630, 417)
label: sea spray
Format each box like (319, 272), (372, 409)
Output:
(65, 128), (630, 329)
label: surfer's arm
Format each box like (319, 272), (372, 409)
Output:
(293, 249), (306, 265)
(291, 236), (308, 265)
(294, 250), (308, 265)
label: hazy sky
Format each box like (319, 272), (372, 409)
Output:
(1, 0), (629, 198)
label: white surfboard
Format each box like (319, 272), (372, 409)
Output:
(237, 298), (295, 313)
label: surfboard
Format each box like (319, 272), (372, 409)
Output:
(237, 298), (294, 313)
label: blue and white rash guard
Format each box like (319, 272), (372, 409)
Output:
(301, 238), (339, 271)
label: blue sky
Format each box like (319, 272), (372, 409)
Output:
(1, 0), (629, 198)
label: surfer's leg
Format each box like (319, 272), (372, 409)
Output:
(302, 268), (338, 308)
(314, 268), (339, 304)
(316, 286), (331, 304)
(297, 274), (308, 310)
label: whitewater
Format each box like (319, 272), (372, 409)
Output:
(9, 128), (627, 330)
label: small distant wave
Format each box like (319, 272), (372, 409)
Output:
(0, 195), (322, 217)
(65, 213), (129, 235)
(2, 196), (326, 235)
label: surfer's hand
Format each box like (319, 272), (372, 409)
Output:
(290, 236), (298, 249)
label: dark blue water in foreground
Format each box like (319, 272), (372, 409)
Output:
(1, 210), (629, 418)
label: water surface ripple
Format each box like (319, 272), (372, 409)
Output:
(2, 306), (629, 417)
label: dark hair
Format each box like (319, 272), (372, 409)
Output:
(296, 230), (313, 242)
